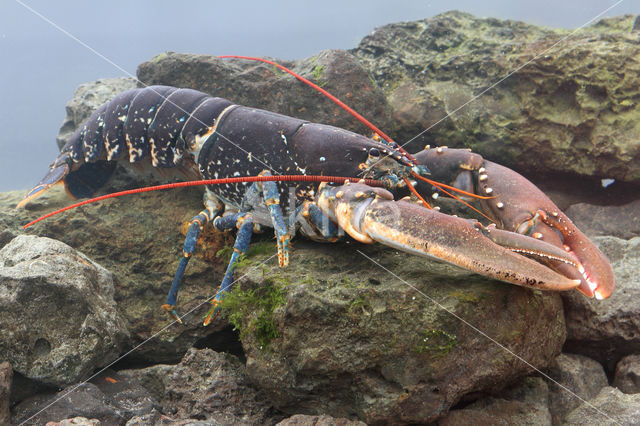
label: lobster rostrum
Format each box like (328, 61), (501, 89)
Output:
(18, 79), (614, 323)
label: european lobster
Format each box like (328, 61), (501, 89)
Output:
(18, 78), (615, 324)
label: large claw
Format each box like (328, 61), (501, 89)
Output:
(317, 182), (581, 292)
(412, 148), (615, 299)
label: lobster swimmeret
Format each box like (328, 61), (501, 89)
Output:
(18, 84), (614, 323)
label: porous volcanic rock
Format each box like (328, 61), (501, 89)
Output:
(439, 377), (551, 425)
(613, 354), (640, 394)
(352, 12), (640, 183)
(228, 241), (567, 424)
(564, 386), (640, 425)
(119, 348), (273, 425)
(545, 353), (608, 424)
(2, 188), (232, 365)
(563, 236), (640, 371)
(11, 371), (158, 425)
(0, 235), (129, 387)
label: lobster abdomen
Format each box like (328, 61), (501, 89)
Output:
(21, 85), (393, 206)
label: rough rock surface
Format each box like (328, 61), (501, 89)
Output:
(563, 236), (640, 370)
(439, 377), (551, 425)
(277, 414), (367, 426)
(12, 371), (158, 425)
(119, 348), (273, 424)
(613, 354), (640, 394)
(137, 49), (392, 138)
(0, 235), (129, 387)
(1, 188), (232, 364)
(564, 386), (640, 425)
(565, 199), (640, 240)
(0, 362), (11, 426)
(56, 77), (138, 150)
(352, 12), (640, 183)
(545, 353), (608, 424)
(230, 242), (566, 424)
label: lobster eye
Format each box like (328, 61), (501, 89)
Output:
(368, 148), (380, 157)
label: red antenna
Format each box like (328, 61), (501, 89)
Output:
(218, 55), (416, 165)
(23, 175), (383, 229)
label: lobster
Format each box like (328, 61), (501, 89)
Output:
(18, 82), (615, 325)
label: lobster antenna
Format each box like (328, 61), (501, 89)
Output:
(218, 55), (416, 165)
(222, 56), (492, 204)
(410, 172), (494, 200)
(22, 175), (384, 229)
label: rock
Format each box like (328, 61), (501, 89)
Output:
(56, 77), (138, 150)
(1, 187), (232, 365)
(227, 241), (567, 424)
(0, 235), (129, 387)
(12, 370), (158, 425)
(136, 50), (391, 139)
(277, 414), (367, 426)
(614, 354), (640, 394)
(563, 236), (640, 370)
(119, 348), (272, 425)
(352, 12), (640, 183)
(565, 199), (640, 240)
(45, 417), (100, 425)
(545, 353), (608, 424)
(564, 386), (640, 425)
(439, 377), (551, 425)
(0, 362), (12, 426)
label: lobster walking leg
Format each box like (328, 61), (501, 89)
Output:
(165, 170), (295, 325)
(252, 171), (291, 268)
(163, 193), (223, 323)
(203, 212), (255, 325)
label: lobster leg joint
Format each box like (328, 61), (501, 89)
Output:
(204, 212), (254, 326)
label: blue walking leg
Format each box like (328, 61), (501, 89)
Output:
(257, 171), (290, 267)
(163, 193), (222, 323)
(203, 212), (254, 326)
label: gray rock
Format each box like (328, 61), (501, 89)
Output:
(277, 414), (367, 426)
(566, 199), (640, 240)
(0, 362), (11, 426)
(563, 236), (640, 370)
(614, 354), (640, 394)
(0, 235), (130, 387)
(56, 77), (138, 150)
(352, 12), (640, 183)
(12, 370), (158, 425)
(47, 417), (101, 426)
(439, 377), (551, 425)
(1, 185), (231, 365)
(545, 353), (608, 424)
(231, 241), (567, 424)
(564, 386), (640, 425)
(120, 348), (272, 424)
